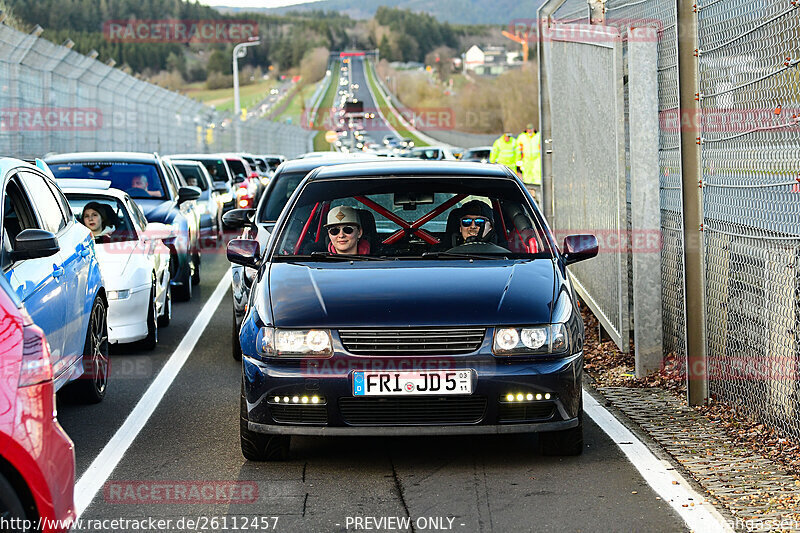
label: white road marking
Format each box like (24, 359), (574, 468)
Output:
(74, 271), (232, 519)
(584, 389), (734, 533)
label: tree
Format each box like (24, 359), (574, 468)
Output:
(207, 49), (231, 75)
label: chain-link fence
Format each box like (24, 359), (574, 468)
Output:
(0, 23), (313, 159)
(540, 0), (800, 439)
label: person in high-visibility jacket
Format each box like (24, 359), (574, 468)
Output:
(489, 132), (518, 171)
(516, 123), (542, 200)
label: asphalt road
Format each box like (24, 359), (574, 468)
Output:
(55, 243), (689, 533)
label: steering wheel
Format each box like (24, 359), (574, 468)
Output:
(446, 240), (510, 254)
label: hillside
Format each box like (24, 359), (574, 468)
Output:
(215, 0), (546, 26)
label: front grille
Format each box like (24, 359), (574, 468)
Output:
(338, 328), (486, 355)
(498, 402), (556, 423)
(269, 404), (327, 425)
(339, 396), (487, 425)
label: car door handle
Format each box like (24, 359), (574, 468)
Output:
(52, 264), (65, 279)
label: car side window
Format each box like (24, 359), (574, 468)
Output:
(2, 176), (43, 269)
(46, 178), (75, 226)
(159, 162), (179, 199)
(127, 197), (149, 230)
(19, 171), (66, 234)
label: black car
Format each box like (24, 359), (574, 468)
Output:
(224, 155), (381, 361)
(228, 160), (598, 460)
(169, 154), (237, 214)
(46, 152), (202, 301)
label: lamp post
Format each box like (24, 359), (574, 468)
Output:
(233, 38), (261, 152)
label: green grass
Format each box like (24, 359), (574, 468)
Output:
(364, 61), (428, 147)
(307, 62), (341, 150)
(181, 78), (276, 113)
(275, 83), (317, 126)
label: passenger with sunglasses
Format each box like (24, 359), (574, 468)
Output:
(325, 205), (370, 255)
(456, 200), (495, 245)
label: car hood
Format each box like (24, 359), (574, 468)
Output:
(136, 199), (176, 224)
(94, 243), (135, 286)
(267, 260), (556, 328)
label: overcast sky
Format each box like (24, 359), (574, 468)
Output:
(199, 0), (320, 8)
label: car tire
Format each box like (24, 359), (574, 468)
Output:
(173, 259), (193, 301)
(157, 284), (171, 328)
(240, 381), (289, 461)
(191, 251), (201, 286)
(539, 412), (584, 456)
(140, 282), (157, 350)
(232, 304), (242, 361)
(67, 296), (109, 404)
(0, 473), (26, 532)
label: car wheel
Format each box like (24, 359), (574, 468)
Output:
(157, 284), (171, 328)
(539, 411), (584, 456)
(0, 473), (26, 532)
(67, 297), (109, 404)
(173, 259), (193, 301)
(232, 304), (242, 361)
(140, 282), (157, 350)
(240, 380), (289, 461)
(191, 251), (201, 286)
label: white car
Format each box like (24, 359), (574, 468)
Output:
(59, 180), (173, 349)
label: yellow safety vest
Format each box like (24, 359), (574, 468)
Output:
(490, 135), (518, 169)
(517, 131), (541, 185)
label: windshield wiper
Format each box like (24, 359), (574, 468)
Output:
(308, 252), (391, 261)
(420, 251), (506, 260)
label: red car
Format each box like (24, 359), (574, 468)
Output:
(0, 275), (75, 532)
(223, 156), (258, 209)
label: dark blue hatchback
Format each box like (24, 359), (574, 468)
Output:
(228, 161), (598, 460)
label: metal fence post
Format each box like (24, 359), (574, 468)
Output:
(677, 0), (708, 405)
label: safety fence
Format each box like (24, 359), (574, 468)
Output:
(0, 23), (313, 159)
(539, 0), (800, 440)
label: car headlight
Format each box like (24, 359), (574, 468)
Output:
(257, 327), (333, 358)
(260, 177), (269, 186)
(492, 324), (570, 356)
(107, 289), (131, 300)
(219, 192), (233, 204)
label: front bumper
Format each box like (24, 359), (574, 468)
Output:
(242, 350), (582, 435)
(107, 284), (150, 344)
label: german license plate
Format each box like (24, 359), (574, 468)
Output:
(352, 370), (473, 396)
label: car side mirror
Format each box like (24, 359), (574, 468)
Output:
(11, 229), (60, 261)
(177, 186), (201, 204)
(563, 234), (599, 265)
(227, 239), (261, 269)
(222, 208), (256, 229)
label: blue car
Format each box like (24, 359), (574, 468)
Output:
(228, 161), (598, 460)
(1, 158), (108, 402)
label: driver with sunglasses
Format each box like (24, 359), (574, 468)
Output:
(325, 205), (370, 255)
(456, 200), (495, 245)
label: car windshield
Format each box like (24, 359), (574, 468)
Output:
(65, 194), (138, 242)
(227, 159), (248, 178)
(175, 164), (209, 191)
(271, 176), (553, 260)
(49, 162), (166, 199)
(196, 158), (229, 183)
(258, 170), (307, 223)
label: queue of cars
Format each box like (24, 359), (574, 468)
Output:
(225, 153), (599, 461)
(0, 147), (274, 529)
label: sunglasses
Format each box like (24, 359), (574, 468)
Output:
(328, 225), (356, 236)
(461, 217), (488, 228)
